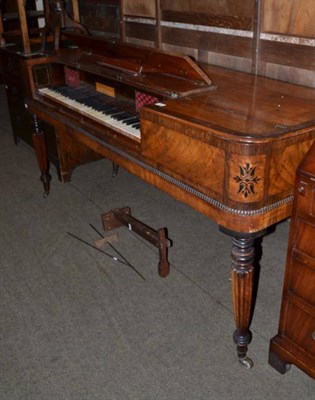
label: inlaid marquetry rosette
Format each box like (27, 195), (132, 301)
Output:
(229, 155), (265, 204)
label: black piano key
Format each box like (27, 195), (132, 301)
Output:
(108, 110), (126, 117)
(88, 99), (106, 111)
(123, 117), (139, 125)
(114, 112), (134, 121)
(101, 106), (117, 114)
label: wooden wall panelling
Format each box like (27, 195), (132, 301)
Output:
(261, 0), (315, 37)
(161, 0), (253, 28)
(121, 0), (161, 48)
(260, 40), (315, 71)
(122, 0), (156, 17)
(258, 0), (315, 87)
(125, 21), (156, 44)
(78, 0), (121, 38)
(162, 28), (252, 59)
(76, 1), (315, 88)
(160, 0), (255, 73)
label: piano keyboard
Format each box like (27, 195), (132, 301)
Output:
(38, 84), (141, 140)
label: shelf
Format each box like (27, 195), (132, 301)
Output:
(3, 10), (45, 22)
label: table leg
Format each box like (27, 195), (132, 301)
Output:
(231, 236), (256, 368)
(32, 114), (51, 197)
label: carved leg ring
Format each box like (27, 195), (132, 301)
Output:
(231, 237), (255, 368)
(32, 114), (51, 197)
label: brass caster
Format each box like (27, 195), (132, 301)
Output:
(239, 356), (254, 369)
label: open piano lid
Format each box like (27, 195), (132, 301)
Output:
(50, 33), (215, 98)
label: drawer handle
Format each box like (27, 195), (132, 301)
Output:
(298, 185), (306, 196)
(312, 331), (315, 340)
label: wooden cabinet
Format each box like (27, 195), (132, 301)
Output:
(0, 0), (46, 54)
(269, 143), (315, 379)
(0, 47), (60, 175)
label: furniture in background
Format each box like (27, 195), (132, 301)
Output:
(0, 0), (47, 54)
(269, 143), (315, 379)
(0, 0), (58, 172)
(41, 0), (88, 50)
(0, 0), (85, 177)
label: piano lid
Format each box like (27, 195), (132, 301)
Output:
(50, 33), (215, 98)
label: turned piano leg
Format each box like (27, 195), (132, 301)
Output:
(32, 114), (51, 198)
(231, 236), (255, 368)
(226, 230), (265, 368)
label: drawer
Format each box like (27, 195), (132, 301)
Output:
(284, 302), (315, 356)
(290, 254), (315, 305)
(294, 219), (315, 259)
(296, 178), (315, 223)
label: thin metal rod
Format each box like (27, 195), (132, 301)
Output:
(252, 0), (262, 75)
(89, 223), (145, 281)
(67, 232), (129, 266)
(155, 0), (162, 49)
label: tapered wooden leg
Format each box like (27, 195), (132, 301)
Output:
(231, 236), (255, 368)
(32, 114), (51, 197)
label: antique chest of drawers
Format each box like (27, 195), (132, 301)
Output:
(269, 143), (315, 379)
